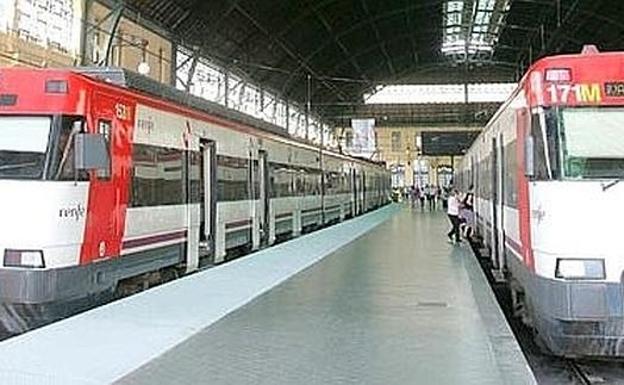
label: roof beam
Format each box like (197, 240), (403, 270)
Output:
(310, 6), (370, 82)
(403, 0), (419, 66)
(229, 1), (349, 103)
(512, 0), (580, 71)
(327, 29), (439, 75)
(279, 1), (440, 96)
(360, 0), (396, 76)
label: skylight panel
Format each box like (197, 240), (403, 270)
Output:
(447, 12), (462, 26)
(447, 1), (464, 12)
(363, 83), (517, 104)
(441, 0), (510, 60)
(477, 0), (496, 11)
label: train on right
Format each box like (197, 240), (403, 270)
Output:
(458, 45), (624, 357)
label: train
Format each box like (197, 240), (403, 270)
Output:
(458, 45), (624, 357)
(0, 67), (391, 333)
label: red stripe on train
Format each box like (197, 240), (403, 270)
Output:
(516, 108), (535, 271)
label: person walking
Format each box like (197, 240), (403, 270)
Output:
(435, 185), (442, 207)
(417, 186), (425, 210)
(425, 184), (435, 211)
(447, 189), (461, 244)
(410, 186), (418, 208)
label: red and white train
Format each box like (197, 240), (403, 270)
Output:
(0, 67), (390, 332)
(459, 46), (624, 357)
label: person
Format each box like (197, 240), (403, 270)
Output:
(418, 186), (425, 210)
(460, 185), (475, 240)
(447, 189), (461, 244)
(435, 185), (442, 207)
(410, 186), (418, 208)
(425, 184), (435, 211)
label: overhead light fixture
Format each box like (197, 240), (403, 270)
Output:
(137, 62), (150, 75)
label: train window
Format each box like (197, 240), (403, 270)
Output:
(479, 155), (492, 199)
(50, 116), (88, 181)
(216, 155), (251, 201)
(269, 162), (295, 198)
(298, 167), (322, 196)
(187, 151), (202, 204)
(560, 108), (624, 179)
(530, 110), (560, 180)
(503, 140), (518, 208)
(96, 120), (112, 180)
(252, 159), (260, 200)
(0, 116), (51, 180)
(130, 144), (185, 207)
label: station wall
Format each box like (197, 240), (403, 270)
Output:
(0, 0), (172, 85)
(85, 1), (172, 84)
(340, 124), (482, 187)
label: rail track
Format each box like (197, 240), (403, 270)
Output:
(567, 360), (593, 385)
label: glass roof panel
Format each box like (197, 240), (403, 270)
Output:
(441, 0), (510, 60)
(364, 83), (516, 104)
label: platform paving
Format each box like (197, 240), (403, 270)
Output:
(118, 206), (536, 385)
(0, 204), (398, 385)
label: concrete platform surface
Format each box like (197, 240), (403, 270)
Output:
(0, 205), (399, 385)
(117, 207), (536, 385)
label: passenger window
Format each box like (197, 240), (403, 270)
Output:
(530, 112), (560, 180)
(97, 120), (112, 179)
(53, 116), (88, 181)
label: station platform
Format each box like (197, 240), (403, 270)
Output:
(0, 204), (536, 385)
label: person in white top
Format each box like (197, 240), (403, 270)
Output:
(446, 189), (461, 244)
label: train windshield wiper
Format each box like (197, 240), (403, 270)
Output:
(602, 179), (623, 191)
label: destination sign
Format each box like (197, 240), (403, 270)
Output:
(605, 82), (624, 97)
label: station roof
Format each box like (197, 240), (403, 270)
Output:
(122, 0), (622, 125)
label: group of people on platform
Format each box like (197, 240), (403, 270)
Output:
(407, 184), (444, 211)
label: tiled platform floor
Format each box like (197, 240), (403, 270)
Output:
(118, 207), (536, 385)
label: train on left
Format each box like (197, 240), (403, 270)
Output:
(0, 67), (391, 334)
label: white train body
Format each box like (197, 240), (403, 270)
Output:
(0, 68), (390, 332)
(460, 48), (624, 357)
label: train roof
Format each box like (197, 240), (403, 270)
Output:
(475, 47), (624, 144)
(75, 67), (384, 169)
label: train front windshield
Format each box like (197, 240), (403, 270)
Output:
(559, 108), (624, 179)
(0, 116), (51, 180)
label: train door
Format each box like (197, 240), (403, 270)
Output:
(258, 150), (270, 246)
(490, 137), (500, 269)
(496, 134), (506, 272)
(198, 139), (216, 266)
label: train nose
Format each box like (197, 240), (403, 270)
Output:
(0, 181), (89, 270)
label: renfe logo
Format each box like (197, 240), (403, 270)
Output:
(59, 204), (86, 221)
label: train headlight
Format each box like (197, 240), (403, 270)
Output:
(3, 250), (45, 268)
(555, 259), (605, 280)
